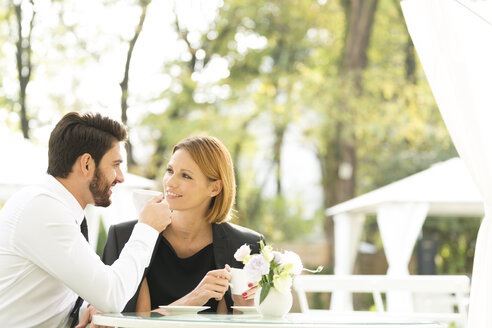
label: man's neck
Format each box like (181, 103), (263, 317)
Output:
(54, 176), (89, 209)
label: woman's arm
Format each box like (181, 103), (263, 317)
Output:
(143, 268), (231, 314)
(136, 278), (152, 312)
(217, 298), (228, 313)
(170, 268), (231, 306)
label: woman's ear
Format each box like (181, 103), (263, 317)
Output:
(210, 180), (223, 197)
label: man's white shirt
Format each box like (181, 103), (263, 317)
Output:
(0, 175), (158, 327)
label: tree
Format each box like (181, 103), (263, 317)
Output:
(12, 0), (35, 139)
(311, 0), (379, 267)
(291, 0), (457, 271)
(120, 0), (152, 170)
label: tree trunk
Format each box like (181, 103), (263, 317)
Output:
(340, 0), (379, 90)
(394, 0), (417, 84)
(317, 142), (338, 270)
(14, 1), (35, 139)
(120, 1), (150, 170)
(231, 112), (260, 212)
(273, 123), (286, 196)
(323, 0), (379, 271)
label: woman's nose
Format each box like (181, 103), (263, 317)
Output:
(164, 174), (176, 187)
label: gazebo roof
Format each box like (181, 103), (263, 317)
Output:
(326, 157), (484, 217)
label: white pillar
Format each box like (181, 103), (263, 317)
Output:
(331, 212), (365, 311)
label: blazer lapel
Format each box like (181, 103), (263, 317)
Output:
(212, 223), (228, 269)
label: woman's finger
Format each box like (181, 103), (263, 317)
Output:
(209, 269), (232, 281)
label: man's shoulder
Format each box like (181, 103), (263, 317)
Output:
(15, 184), (59, 202)
(1, 185), (64, 220)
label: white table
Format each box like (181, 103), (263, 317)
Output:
(93, 312), (446, 328)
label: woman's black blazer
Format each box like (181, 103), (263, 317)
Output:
(101, 220), (264, 312)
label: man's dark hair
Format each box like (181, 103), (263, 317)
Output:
(47, 112), (127, 178)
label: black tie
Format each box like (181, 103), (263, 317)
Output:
(80, 217), (89, 242)
(69, 217), (89, 328)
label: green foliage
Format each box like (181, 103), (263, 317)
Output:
(95, 218), (108, 257)
(423, 217), (481, 275)
(233, 194), (321, 243)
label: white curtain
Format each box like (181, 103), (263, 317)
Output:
(377, 202), (429, 311)
(331, 212), (365, 311)
(402, 0), (492, 326)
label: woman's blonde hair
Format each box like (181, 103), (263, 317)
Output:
(172, 136), (235, 224)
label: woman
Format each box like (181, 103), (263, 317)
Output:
(102, 136), (263, 313)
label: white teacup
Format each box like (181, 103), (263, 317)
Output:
(132, 189), (162, 215)
(229, 268), (254, 295)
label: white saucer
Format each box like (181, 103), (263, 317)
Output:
(158, 305), (210, 314)
(231, 306), (258, 314)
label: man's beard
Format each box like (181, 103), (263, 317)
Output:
(89, 167), (114, 207)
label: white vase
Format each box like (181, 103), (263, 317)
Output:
(254, 287), (293, 318)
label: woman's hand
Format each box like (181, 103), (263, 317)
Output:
(174, 268), (231, 306)
(231, 283), (258, 308)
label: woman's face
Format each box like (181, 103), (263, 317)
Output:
(163, 149), (219, 213)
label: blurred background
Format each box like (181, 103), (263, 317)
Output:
(0, 0), (480, 309)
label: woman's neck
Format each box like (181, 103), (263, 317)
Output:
(163, 210), (213, 258)
(164, 210), (211, 242)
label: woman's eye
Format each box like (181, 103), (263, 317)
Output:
(183, 174), (192, 179)
(166, 168), (173, 174)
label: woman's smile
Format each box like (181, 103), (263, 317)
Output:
(165, 190), (182, 199)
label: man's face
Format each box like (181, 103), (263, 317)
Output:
(89, 142), (124, 207)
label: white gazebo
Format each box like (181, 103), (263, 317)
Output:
(326, 157), (483, 312)
(0, 135), (158, 250)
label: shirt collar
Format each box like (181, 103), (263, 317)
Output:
(43, 174), (85, 225)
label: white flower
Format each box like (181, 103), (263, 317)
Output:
(244, 254), (270, 282)
(282, 251), (303, 275)
(273, 272), (293, 294)
(234, 244), (251, 263)
(272, 251), (285, 265)
(262, 245), (274, 262)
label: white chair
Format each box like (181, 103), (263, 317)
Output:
(293, 274), (470, 327)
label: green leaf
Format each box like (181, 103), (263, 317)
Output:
(259, 284), (271, 304)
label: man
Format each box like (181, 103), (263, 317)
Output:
(0, 112), (171, 327)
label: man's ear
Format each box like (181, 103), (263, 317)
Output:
(210, 180), (223, 197)
(78, 153), (94, 178)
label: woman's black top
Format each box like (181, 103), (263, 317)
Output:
(146, 236), (218, 312)
(101, 220), (264, 312)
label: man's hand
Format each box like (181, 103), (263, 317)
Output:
(75, 305), (101, 328)
(138, 194), (172, 233)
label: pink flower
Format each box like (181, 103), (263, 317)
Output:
(234, 244), (252, 263)
(243, 254), (270, 282)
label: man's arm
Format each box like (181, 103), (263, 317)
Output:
(14, 194), (162, 312)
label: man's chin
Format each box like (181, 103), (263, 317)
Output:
(94, 198), (112, 208)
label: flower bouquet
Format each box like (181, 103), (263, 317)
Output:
(234, 241), (322, 308)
